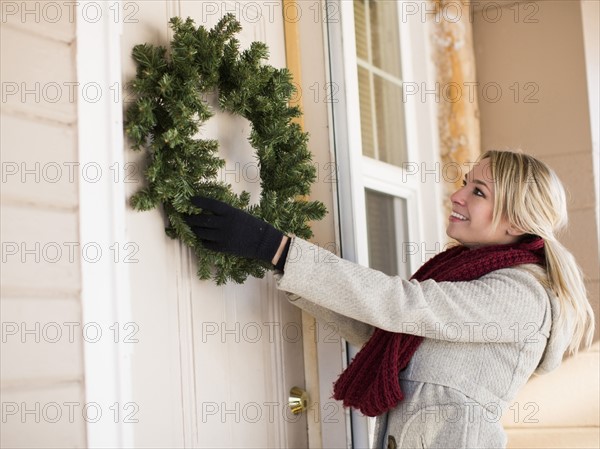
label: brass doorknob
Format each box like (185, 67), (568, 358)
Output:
(288, 387), (309, 415)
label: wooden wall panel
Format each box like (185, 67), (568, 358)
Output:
(1, 113), (78, 209)
(1, 25), (76, 124)
(1, 4), (86, 447)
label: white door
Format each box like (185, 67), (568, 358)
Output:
(121, 2), (308, 447)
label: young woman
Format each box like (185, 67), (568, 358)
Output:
(184, 150), (595, 448)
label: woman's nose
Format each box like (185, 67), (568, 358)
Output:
(450, 187), (467, 204)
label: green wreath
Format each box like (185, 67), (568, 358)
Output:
(124, 14), (327, 285)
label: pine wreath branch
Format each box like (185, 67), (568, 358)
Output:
(125, 14), (327, 285)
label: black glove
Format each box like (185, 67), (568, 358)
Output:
(184, 196), (286, 266)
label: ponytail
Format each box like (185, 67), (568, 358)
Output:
(543, 237), (595, 354)
(480, 149), (596, 355)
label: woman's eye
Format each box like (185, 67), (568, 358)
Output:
(461, 180), (485, 198)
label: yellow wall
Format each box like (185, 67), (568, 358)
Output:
(471, 1), (599, 447)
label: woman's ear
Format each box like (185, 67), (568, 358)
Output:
(506, 225), (526, 237)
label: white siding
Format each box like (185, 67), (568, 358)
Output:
(0, 3), (86, 446)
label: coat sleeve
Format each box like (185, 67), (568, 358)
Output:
(274, 237), (550, 344)
(280, 291), (374, 347)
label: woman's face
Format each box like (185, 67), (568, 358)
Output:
(446, 158), (523, 248)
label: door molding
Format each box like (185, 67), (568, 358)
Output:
(173, 243), (199, 446)
(76, 1), (134, 447)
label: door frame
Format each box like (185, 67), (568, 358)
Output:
(76, 1), (134, 447)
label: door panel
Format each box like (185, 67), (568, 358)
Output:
(121, 2), (307, 447)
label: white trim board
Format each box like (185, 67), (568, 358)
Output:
(76, 1), (134, 447)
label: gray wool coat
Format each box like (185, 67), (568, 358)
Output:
(274, 237), (575, 449)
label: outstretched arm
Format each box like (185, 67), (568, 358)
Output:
(275, 237), (551, 344)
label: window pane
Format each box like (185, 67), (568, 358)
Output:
(365, 190), (398, 276)
(354, 0), (368, 60)
(373, 74), (407, 166)
(369, 0), (402, 78)
(365, 190), (410, 278)
(354, 0), (407, 165)
(358, 66), (375, 158)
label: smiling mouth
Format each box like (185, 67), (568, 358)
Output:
(450, 211), (469, 221)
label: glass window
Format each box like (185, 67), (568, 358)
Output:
(354, 0), (408, 166)
(365, 189), (410, 278)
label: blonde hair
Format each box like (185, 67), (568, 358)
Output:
(478, 149), (595, 354)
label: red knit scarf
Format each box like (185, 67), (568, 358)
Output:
(332, 234), (546, 417)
